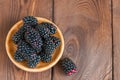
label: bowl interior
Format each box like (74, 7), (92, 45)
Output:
(6, 17), (64, 72)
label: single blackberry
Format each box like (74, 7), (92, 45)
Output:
(35, 24), (50, 38)
(43, 40), (55, 55)
(23, 16), (38, 26)
(12, 26), (26, 44)
(41, 22), (56, 35)
(46, 36), (61, 48)
(17, 40), (38, 61)
(27, 55), (41, 68)
(40, 53), (52, 63)
(25, 28), (43, 53)
(24, 53), (39, 61)
(52, 36), (61, 48)
(60, 58), (77, 76)
(14, 50), (25, 62)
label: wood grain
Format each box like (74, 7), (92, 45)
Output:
(53, 0), (112, 80)
(0, 0), (52, 80)
(0, 0), (115, 80)
(113, 0), (120, 80)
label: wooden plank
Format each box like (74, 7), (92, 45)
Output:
(0, 0), (52, 80)
(113, 0), (120, 80)
(53, 0), (112, 80)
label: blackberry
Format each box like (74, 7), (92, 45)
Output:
(41, 22), (56, 35)
(23, 16), (38, 26)
(43, 40), (55, 55)
(27, 55), (41, 68)
(14, 50), (25, 62)
(12, 26), (26, 44)
(40, 53), (52, 63)
(60, 58), (77, 76)
(25, 28), (43, 53)
(24, 53), (39, 61)
(52, 37), (61, 48)
(17, 40), (38, 61)
(46, 36), (61, 48)
(35, 24), (50, 38)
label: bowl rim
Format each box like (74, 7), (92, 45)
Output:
(5, 17), (64, 72)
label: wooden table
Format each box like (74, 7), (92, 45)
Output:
(1, 0), (120, 80)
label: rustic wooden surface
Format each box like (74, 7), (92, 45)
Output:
(0, 0), (52, 80)
(113, 0), (120, 80)
(53, 0), (112, 80)
(1, 0), (119, 80)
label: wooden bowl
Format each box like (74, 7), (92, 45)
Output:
(5, 17), (64, 72)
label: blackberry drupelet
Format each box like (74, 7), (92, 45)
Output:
(17, 40), (38, 61)
(25, 28), (43, 53)
(27, 55), (41, 68)
(23, 16), (38, 26)
(12, 26), (26, 44)
(43, 40), (55, 55)
(40, 53), (52, 63)
(35, 24), (50, 38)
(60, 58), (77, 76)
(14, 50), (25, 62)
(23, 24), (32, 30)
(41, 22), (56, 35)
(27, 61), (36, 68)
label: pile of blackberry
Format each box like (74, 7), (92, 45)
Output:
(13, 16), (61, 68)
